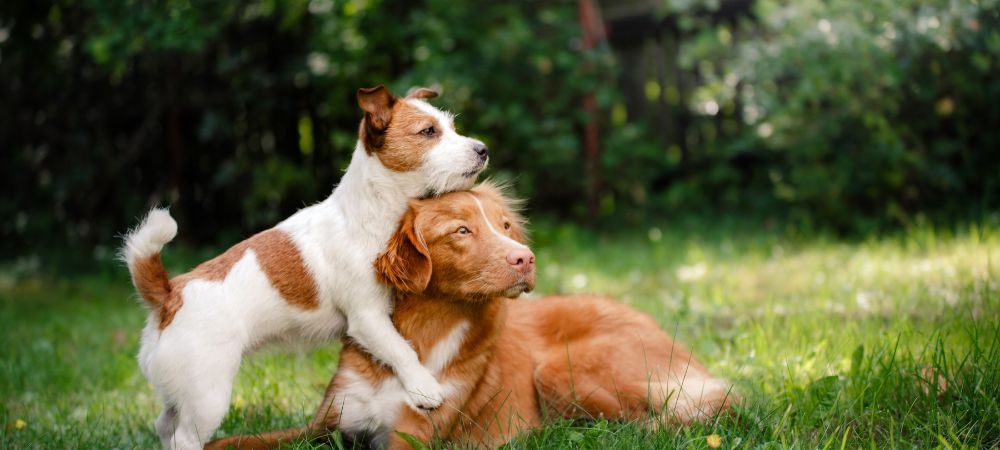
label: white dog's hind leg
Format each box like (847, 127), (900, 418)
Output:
(159, 345), (242, 449)
(155, 405), (179, 449)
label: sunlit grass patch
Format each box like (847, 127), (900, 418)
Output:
(1, 218), (997, 448)
(525, 218), (999, 448)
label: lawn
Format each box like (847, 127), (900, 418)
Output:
(1, 217), (998, 449)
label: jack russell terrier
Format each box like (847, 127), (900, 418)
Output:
(121, 85), (488, 450)
(207, 182), (736, 449)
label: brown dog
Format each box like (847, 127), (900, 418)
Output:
(208, 182), (734, 449)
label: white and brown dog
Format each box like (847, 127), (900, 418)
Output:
(121, 85), (488, 450)
(207, 183), (736, 450)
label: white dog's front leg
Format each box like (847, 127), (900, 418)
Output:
(346, 308), (444, 410)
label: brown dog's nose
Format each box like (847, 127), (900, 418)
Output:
(506, 248), (535, 274)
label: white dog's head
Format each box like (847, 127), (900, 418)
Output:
(358, 85), (488, 196)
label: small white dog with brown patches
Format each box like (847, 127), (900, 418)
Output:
(120, 85), (488, 450)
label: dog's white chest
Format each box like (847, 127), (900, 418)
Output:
(335, 321), (470, 438)
(334, 369), (409, 439)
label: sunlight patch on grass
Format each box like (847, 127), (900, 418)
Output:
(1, 220), (997, 448)
(533, 222), (997, 322)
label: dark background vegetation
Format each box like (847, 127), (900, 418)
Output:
(2, 0), (998, 263)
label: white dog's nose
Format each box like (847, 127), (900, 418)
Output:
(473, 142), (488, 159)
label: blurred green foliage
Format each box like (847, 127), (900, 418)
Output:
(669, 0), (999, 232)
(1, 0), (998, 261)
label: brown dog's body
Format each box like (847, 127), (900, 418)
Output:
(209, 184), (733, 449)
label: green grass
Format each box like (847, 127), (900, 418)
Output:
(1, 218), (998, 449)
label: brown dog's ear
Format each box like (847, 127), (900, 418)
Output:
(358, 85), (397, 151)
(405, 87), (439, 100)
(374, 206), (431, 294)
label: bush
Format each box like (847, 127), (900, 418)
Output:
(2, 0), (997, 261)
(679, 0), (1000, 231)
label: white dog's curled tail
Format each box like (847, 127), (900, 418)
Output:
(121, 208), (177, 307)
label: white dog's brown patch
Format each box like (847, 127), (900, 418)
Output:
(155, 229), (319, 329)
(358, 85), (451, 173)
(378, 102), (449, 172)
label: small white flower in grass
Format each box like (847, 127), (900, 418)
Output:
(676, 263), (707, 282)
(855, 291), (872, 311)
(627, 270), (641, 284)
(70, 407), (87, 421)
(818, 19), (832, 33)
(571, 273), (588, 289)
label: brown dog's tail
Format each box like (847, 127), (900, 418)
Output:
(205, 427), (322, 450)
(120, 208), (177, 308)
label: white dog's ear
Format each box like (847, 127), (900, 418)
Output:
(358, 85), (397, 150)
(405, 87), (439, 100)
(374, 205), (432, 294)
(358, 85), (396, 118)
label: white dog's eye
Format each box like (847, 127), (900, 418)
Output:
(419, 126), (437, 137)
(455, 226), (471, 235)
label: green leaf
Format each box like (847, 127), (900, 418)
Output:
(394, 431), (430, 450)
(850, 344), (865, 378)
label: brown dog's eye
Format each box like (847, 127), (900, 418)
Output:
(419, 126), (436, 137)
(503, 221), (511, 230)
(456, 226), (471, 235)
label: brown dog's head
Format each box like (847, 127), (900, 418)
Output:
(375, 182), (535, 301)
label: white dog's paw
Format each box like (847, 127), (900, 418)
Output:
(403, 371), (444, 410)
